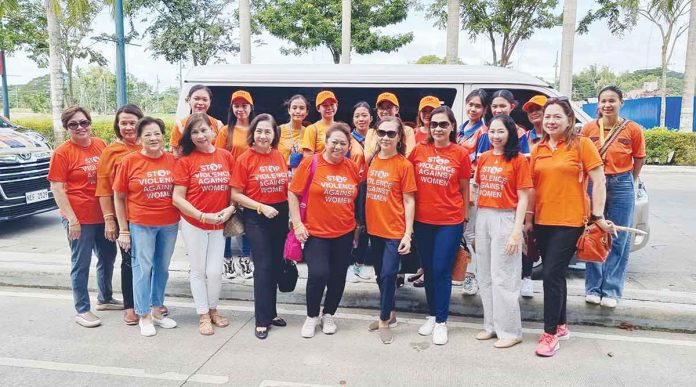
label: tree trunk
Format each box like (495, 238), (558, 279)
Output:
(680, 0), (696, 132)
(65, 56), (74, 106)
(46, 0), (65, 144)
(488, 29), (497, 65)
(660, 37), (669, 128)
(340, 0), (351, 64)
(239, 0), (251, 64)
(445, 0), (459, 64)
(559, 0), (577, 97)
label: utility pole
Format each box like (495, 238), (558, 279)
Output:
(0, 50), (9, 118)
(115, 0), (127, 106)
(239, 0), (251, 64)
(559, 0), (577, 97)
(679, 0), (696, 132)
(340, 0), (351, 64)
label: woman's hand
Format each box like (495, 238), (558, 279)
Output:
(293, 222), (309, 243)
(260, 205), (279, 219)
(104, 218), (118, 241)
(523, 221), (533, 235)
(596, 219), (616, 234)
(68, 221), (81, 241)
(202, 212), (225, 225)
(117, 232), (131, 251)
(504, 230), (523, 256)
(398, 235), (412, 255)
(216, 205), (236, 223)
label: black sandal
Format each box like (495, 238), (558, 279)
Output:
(255, 326), (269, 340)
(270, 317), (287, 327)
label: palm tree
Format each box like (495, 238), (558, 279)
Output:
(680, 0), (696, 132)
(445, 0), (459, 64)
(340, 0), (351, 64)
(559, 0), (577, 97)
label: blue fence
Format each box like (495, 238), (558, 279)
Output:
(582, 96), (696, 131)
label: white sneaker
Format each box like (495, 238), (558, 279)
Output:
(238, 256), (254, 279)
(74, 311), (101, 328)
(301, 316), (319, 338)
(600, 297), (618, 308)
(585, 294), (601, 305)
(432, 322), (448, 345)
(346, 265), (360, 283)
(521, 278), (534, 298)
(139, 319), (156, 337)
(451, 279), (464, 286)
(153, 316), (177, 329)
(321, 314), (337, 334)
(418, 316), (436, 336)
(223, 257), (237, 279)
(355, 264), (373, 281)
(461, 274), (479, 296)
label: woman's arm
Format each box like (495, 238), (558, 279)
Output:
(288, 191), (308, 242)
(524, 189), (535, 234)
(632, 157), (645, 183)
(50, 181), (80, 240)
(230, 188), (277, 219)
(114, 191), (130, 251)
(99, 196), (118, 241)
(398, 192), (416, 254)
(588, 167), (616, 233)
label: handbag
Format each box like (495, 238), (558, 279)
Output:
(223, 209), (244, 237)
(283, 155), (318, 262)
(278, 259), (299, 292)
(452, 237), (471, 282)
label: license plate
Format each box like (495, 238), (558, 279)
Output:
(25, 189), (50, 204)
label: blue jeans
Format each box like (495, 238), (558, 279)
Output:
(414, 221), (464, 323)
(224, 235), (251, 257)
(586, 172), (635, 300)
(370, 236), (401, 321)
(130, 222), (179, 316)
(62, 219), (117, 314)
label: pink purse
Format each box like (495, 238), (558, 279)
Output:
(284, 155), (317, 262)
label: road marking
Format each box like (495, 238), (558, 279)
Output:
(0, 357), (228, 384)
(2, 290), (695, 348)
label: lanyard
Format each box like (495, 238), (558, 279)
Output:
(599, 118), (621, 146)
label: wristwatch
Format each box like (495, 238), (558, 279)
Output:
(590, 214), (604, 222)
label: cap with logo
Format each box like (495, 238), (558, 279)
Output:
(418, 96), (441, 112)
(316, 91), (338, 108)
(522, 95), (548, 112)
(231, 90), (254, 105)
(376, 92), (400, 108)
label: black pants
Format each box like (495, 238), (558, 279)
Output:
(304, 231), (354, 317)
(120, 247), (134, 310)
(535, 224), (584, 335)
(243, 202), (289, 327)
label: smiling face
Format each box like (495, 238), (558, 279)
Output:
(598, 90), (623, 120)
(376, 101), (399, 119)
(491, 97), (514, 117)
(318, 101), (337, 120)
(353, 106), (372, 132)
(253, 120), (275, 151)
(488, 119), (509, 152)
(66, 112), (92, 143)
(324, 130), (349, 163)
(376, 120), (400, 154)
(429, 112), (453, 144)
(118, 112), (139, 144)
(189, 89), (211, 113)
(139, 123), (164, 153)
(190, 122), (214, 151)
(527, 105), (544, 128)
(419, 106), (434, 127)
(232, 100), (252, 123)
(288, 99), (308, 124)
(543, 103), (571, 139)
(466, 96), (485, 122)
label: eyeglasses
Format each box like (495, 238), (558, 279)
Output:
(376, 129), (398, 138)
(67, 120), (91, 130)
(429, 121), (451, 129)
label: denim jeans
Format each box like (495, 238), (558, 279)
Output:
(130, 222), (179, 316)
(414, 221), (464, 323)
(586, 171), (635, 300)
(224, 234), (251, 257)
(62, 219), (117, 314)
(370, 236), (401, 321)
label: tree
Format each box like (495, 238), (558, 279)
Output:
(414, 54), (464, 64)
(0, 1), (46, 57)
(445, 0), (459, 64)
(680, 0), (696, 132)
(252, 0), (414, 64)
(579, 0), (692, 127)
(129, 0), (239, 66)
(427, 0), (560, 67)
(572, 65), (619, 100)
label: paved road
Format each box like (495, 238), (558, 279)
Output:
(1, 286), (695, 387)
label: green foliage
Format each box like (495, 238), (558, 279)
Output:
(252, 0), (414, 64)
(414, 55), (464, 64)
(0, 0), (47, 58)
(577, 0), (640, 35)
(644, 128), (696, 165)
(426, 0), (560, 67)
(573, 66), (687, 101)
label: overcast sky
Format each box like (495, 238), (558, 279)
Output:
(4, 1), (689, 89)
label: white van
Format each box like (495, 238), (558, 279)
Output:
(178, 64), (649, 264)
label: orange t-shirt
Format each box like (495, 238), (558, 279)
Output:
(289, 155), (361, 238)
(95, 141), (141, 197)
(475, 151), (532, 209)
(173, 148), (235, 230)
(170, 114), (223, 149)
(215, 125), (249, 159)
(48, 138), (107, 224)
(408, 142), (472, 225)
(113, 152), (179, 226)
(300, 121), (331, 153)
(531, 137), (603, 227)
(348, 137), (367, 178)
(581, 120), (646, 175)
(278, 123), (305, 164)
(414, 127), (429, 144)
(365, 154), (417, 239)
(230, 148), (289, 204)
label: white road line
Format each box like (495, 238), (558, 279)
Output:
(0, 357), (228, 384)
(2, 290), (695, 348)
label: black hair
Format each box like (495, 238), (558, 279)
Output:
(428, 105), (458, 143)
(598, 85), (624, 101)
(466, 89), (489, 106)
(113, 104), (144, 139)
(179, 112), (212, 156)
(225, 91), (256, 151)
(352, 101), (373, 129)
(488, 115), (520, 161)
(247, 113), (281, 149)
(284, 94), (310, 122)
(186, 85), (213, 102)
(136, 116), (166, 138)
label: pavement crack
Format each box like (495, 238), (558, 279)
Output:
(180, 314), (255, 386)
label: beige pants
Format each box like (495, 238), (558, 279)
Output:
(475, 208), (522, 340)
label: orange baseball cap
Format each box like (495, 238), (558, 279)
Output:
(231, 90), (253, 105)
(523, 95), (548, 112)
(315, 90), (338, 107)
(418, 96), (440, 112)
(376, 92), (400, 108)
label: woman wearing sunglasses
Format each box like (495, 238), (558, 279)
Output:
(408, 105), (471, 345)
(48, 106), (117, 328)
(365, 116), (417, 344)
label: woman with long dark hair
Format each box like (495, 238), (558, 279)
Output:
(170, 85), (224, 157)
(279, 94), (310, 170)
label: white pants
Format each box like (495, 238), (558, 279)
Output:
(463, 183), (478, 275)
(475, 208), (522, 340)
(181, 218), (225, 314)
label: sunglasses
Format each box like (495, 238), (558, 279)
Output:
(376, 129), (398, 139)
(67, 120), (91, 130)
(429, 121), (451, 129)
(547, 96), (570, 103)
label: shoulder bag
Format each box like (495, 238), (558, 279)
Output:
(283, 155), (318, 262)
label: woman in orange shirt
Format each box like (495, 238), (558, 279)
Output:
(48, 106), (117, 328)
(301, 90), (338, 156)
(170, 85), (224, 157)
(473, 115), (532, 349)
(114, 117), (179, 337)
(216, 90), (255, 279)
(278, 94), (309, 170)
(95, 104), (143, 324)
(581, 86), (646, 308)
(415, 96), (440, 144)
(365, 116), (416, 344)
(230, 114), (291, 340)
(173, 113), (236, 336)
(408, 105), (471, 346)
(528, 98), (615, 357)
(289, 123), (362, 338)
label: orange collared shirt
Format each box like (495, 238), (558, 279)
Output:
(95, 141), (141, 197)
(581, 119), (646, 175)
(215, 125), (249, 159)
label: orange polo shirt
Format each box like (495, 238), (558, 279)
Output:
(215, 125), (249, 159)
(531, 137), (603, 227)
(581, 119), (646, 175)
(95, 141), (141, 197)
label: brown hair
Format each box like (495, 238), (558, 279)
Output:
(247, 113), (281, 148)
(136, 116), (166, 138)
(428, 105), (457, 143)
(374, 116), (406, 156)
(61, 106), (92, 129)
(113, 104), (144, 139)
(542, 98), (578, 149)
(325, 122), (351, 143)
(180, 112), (212, 156)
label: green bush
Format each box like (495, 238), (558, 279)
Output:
(645, 128), (696, 166)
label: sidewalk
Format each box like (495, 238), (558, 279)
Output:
(1, 250), (695, 333)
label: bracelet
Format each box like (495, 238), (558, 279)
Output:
(526, 211), (535, 215)
(68, 221), (80, 227)
(199, 212), (205, 223)
(119, 231), (130, 235)
(103, 213), (115, 219)
(256, 204), (262, 214)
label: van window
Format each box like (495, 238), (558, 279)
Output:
(204, 86), (457, 128)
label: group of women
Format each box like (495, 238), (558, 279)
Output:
(48, 84), (644, 357)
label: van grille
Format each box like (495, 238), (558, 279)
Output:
(0, 158), (56, 218)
